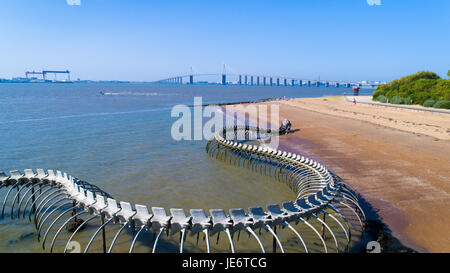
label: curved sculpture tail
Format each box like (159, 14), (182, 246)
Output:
(0, 126), (366, 253)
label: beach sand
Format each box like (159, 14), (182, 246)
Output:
(233, 96), (450, 252)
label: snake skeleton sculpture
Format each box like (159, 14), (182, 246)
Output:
(0, 124), (366, 253)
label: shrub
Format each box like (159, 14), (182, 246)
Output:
(422, 99), (435, 107)
(402, 97), (413, 105)
(390, 96), (404, 104)
(375, 95), (388, 103)
(433, 100), (450, 109)
(373, 71), (449, 105)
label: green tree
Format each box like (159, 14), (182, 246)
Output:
(372, 71), (449, 105)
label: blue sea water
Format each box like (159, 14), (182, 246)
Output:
(0, 83), (373, 252)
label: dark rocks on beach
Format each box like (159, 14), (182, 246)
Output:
(206, 97), (281, 107)
(66, 218), (84, 233)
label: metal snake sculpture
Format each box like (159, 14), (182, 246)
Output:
(0, 125), (365, 253)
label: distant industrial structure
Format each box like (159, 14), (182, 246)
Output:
(25, 70), (71, 82)
(0, 69), (72, 83)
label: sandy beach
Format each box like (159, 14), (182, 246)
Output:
(235, 96), (450, 252)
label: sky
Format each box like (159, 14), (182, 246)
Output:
(0, 0), (449, 82)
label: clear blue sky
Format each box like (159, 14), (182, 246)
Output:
(1, 0), (449, 81)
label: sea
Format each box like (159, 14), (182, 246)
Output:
(0, 82), (374, 253)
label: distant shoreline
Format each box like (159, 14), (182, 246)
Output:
(0, 81), (378, 90)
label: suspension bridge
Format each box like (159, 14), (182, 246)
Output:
(154, 70), (379, 88)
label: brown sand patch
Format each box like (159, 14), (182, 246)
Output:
(233, 97), (450, 252)
(282, 97), (450, 140)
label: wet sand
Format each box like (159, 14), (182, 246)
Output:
(234, 96), (450, 253)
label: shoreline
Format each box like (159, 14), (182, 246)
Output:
(230, 96), (450, 253)
(344, 96), (450, 115)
